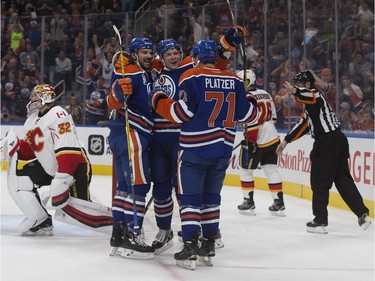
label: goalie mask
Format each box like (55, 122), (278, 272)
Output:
(27, 84), (55, 115)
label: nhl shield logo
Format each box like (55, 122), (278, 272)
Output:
(88, 135), (104, 155)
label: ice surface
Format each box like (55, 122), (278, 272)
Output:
(1, 173), (373, 281)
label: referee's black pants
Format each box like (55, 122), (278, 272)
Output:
(309, 130), (369, 224)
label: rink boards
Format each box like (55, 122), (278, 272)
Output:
(1, 125), (373, 216)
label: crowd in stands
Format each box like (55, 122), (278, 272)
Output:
(1, 0), (373, 134)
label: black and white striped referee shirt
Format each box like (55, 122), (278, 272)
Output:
(284, 87), (340, 143)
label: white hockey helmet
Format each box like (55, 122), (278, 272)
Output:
(237, 69), (256, 90)
(27, 84), (55, 114)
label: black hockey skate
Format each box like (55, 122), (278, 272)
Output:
(121, 230), (155, 259)
(198, 237), (215, 266)
(269, 192), (286, 217)
(358, 213), (371, 230)
(21, 214), (53, 236)
(306, 220), (328, 234)
(109, 221), (124, 256)
(238, 198), (256, 215)
(174, 237), (198, 270)
(177, 229), (224, 249)
(152, 228), (174, 255)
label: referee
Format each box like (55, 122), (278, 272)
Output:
(276, 70), (371, 234)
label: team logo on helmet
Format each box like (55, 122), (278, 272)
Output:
(190, 40), (218, 63)
(129, 38), (154, 53)
(27, 84), (56, 115)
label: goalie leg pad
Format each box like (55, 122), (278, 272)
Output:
(7, 156), (49, 232)
(55, 197), (113, 235)
(50, 172), (74, 208)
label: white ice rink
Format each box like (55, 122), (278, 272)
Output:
(1, 173), (374, 281)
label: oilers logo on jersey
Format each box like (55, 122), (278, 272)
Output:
(154, 74), (176, 99)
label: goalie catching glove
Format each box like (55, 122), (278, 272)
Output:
(111, 77), (132, 103)
(219, 25), (247, 52)
(50, 172), (74, 208)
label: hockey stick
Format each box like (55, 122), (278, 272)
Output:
(226, 0), (250, 165)
(144, 195), (154, 216)
(113, 25), (139, 231)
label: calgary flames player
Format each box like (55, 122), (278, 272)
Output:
(1, 84), (112, 236)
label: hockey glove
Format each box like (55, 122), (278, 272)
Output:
(240, 140), (258, 168)
(246, 93), (257, 107)
(149, 90), (168, 110)
(220, 25), (247, 52)
(112, 78), (132, 103)
(112, 51), (131, 71)
(50, 172), (74, 208)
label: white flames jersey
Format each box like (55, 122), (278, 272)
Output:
(251, 88), (280, 147)
(23, 106), (84, 176)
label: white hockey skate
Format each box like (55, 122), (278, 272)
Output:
(21, 215), (54, 236)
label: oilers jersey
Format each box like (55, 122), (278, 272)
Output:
(151, 57), (194, 142)
(18, 106), (89, 176)
(107, 64), (154, 136)
(155, 66), (258, 159)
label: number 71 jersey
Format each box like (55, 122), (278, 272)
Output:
(249, 88), (279, 147)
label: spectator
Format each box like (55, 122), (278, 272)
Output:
(158, 0), (177, 38)
(65, 94), (80, 114)
(84, 76), (107, 125)
(338, 101), (357, 130)
(8, 22), (24, 53)
(146, 17), (160, 43)
(19, 42), (40, 68)
(310, 68), (337, 109)
(2, 70), (20, 115)
(341, 74), (364, 111)
(72, 104), (84, 124)
(356, 109), (374, 134)
(55, 49), (72, 90)
(23, 20), (42, 49)
(50, 12), (67, 42)
(188, 12), (209, 42)
(56, 33), (75, 55)
(37, 32), (58, 85)
(348, 51), (372, 86)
